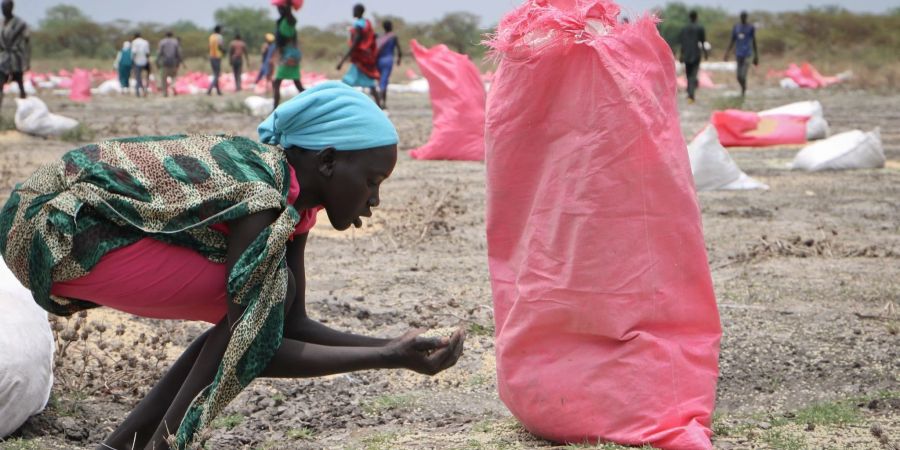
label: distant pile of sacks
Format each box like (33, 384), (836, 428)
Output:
(10, 69), (332, 100)
(769, 62), (852, 89)
(689, 100), (885, 191)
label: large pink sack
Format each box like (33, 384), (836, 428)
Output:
(485, 1), (721, 448)
(69, 69), (91, 102)
(711, 110), (808, 147)
(409, 40), (485, 161)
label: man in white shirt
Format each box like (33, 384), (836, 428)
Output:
(131, 32), (150, 97)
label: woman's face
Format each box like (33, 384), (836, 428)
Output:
(321, 145), (397, 231)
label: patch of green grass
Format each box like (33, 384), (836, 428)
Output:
(564, 443), (654, 449)
(195, 98), (216, 113)
(360, 431), (398, 450)
(211, 413), (244, 430)
(286, 427), (314, 440)
(363, 394), (418, 414)
(0, 117), (15, 131)
(712, 412), (754, 437)
(762, 428), (806, 450)
(468, 322), (494, 337)
(221, 99), (250, 114)
(0, 438), (42, 450)
(60, 123), (95, 143)
(711, 94), (745, 111)
(794, 401), (861, 426)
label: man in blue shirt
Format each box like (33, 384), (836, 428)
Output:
(724, 11), (758, 97)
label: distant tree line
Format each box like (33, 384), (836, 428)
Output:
(29, 2), (900, 74)
(657, 3), (900, 64)
(30, 4), (489, 61)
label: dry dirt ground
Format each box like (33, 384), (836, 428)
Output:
(0, 83), (897, 450)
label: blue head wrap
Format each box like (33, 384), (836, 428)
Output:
(258, 81), (399, 151)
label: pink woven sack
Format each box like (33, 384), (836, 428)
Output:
(409, 40), (485, 161)
(484, 1), (721, 448)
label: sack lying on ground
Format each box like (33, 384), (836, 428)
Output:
(0, 256), (54, 438)
(485, 1), (721, 448)
(14, 97), (79, 137)
(409, 39), (485, 161)
(712, 109), (808, 147)
(792, 129), (884, 172)
(244, 95), (274, 117)
(759, 101), (829, 140)
(689, 125), (768, 191)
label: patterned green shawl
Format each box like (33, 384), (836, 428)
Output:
(0, 134), (300, 447)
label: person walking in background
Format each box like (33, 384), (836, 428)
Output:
(114, 41), (132, 94)
(0, 0), (30, 111)
(272, 2), (304, 107)
(724, 11), (758, 97)
(131, 32), (151, 97)
(678, 10), (707, 104)
(337, 4), (381, 107)
(376, 19), (402, 109)
(207, 25), (224, 96)
(228, 33), (249, 92)
(255, 33), (277, 93)
(157, 31), (182, 97)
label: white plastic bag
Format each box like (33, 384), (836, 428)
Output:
(14, 97), (79, 137)
(94, 79), (122, 95)
(244, 95), (273, 117)
(3, 79), (37, 95)
(0, 256), (54, 438)
(688, 125), (768, 191)
(792, 129), (884, 172)
(760, 101), (829, 140)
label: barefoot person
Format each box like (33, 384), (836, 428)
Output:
(0, 81), (465, 449)
(0, 0), (30, 111)
(337, 4), (381, 107)
(376, 19), (403, 109)
(273, 1), (305, 107)
(724, 11), (758, 97)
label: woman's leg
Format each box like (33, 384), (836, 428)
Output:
(143, 319), (232, 449)
(293, 78), (304, 94)
(100, 328), (211, 450)
(273, 78), (283, 107)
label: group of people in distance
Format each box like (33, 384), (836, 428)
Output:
(111, 2), (402, 109)
(679, 9), (759, 102)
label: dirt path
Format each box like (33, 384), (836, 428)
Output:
(1, 86), (897, 450)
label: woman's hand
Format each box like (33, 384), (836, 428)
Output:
(383, 327), (466, 375)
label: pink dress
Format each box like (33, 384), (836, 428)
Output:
(50, 165), (319, 323)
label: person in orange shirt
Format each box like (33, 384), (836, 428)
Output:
(207, 25), (224, 96)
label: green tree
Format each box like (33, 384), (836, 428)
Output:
(32, 4), (111, 58)
(212, 6), (275, 53)
(656, 3), (729, 53)
(429, 12), (484, 55)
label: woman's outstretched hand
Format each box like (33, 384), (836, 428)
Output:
(383, 327), (466, 376)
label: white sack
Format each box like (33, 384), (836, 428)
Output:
(688, 125), (768, 191)
(14, 97), (79, 137)
(792, 129), (884, 172)
(0, 256), (54, 438)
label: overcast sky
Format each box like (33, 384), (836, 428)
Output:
(15, 0), (898, 28)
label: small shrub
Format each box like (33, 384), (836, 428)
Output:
(60, 124), (95, 143)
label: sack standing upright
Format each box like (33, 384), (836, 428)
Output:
(484, 1), (722, 448)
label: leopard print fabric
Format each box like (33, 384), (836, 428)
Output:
(0, 134), (300, 448)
